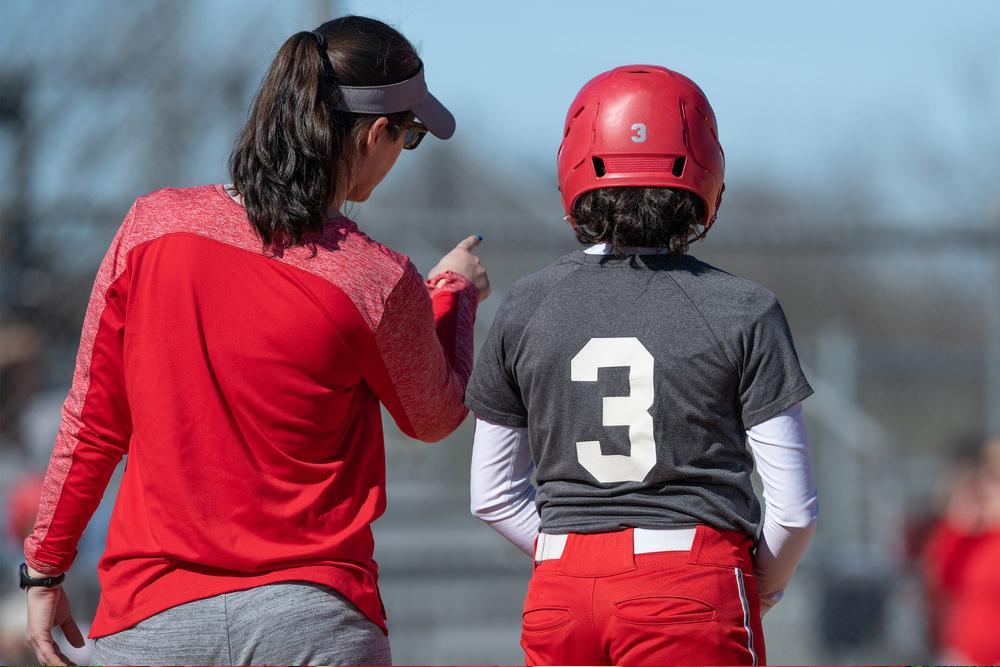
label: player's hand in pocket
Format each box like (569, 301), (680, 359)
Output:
(759, 591), (782, 618)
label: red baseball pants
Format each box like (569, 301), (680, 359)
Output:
(521, 525), (765, 666)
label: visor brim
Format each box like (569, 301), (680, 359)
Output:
(412, 92), (455, 140)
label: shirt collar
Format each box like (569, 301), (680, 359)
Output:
(584, 243), (673, 255)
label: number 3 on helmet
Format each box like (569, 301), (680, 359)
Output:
(557, 65), (726, 228)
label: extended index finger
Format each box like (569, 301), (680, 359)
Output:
(455, 235), (482, 252)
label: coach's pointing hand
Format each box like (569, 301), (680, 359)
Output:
(25, 568), (84, 666)
(429, 235), (491, 302)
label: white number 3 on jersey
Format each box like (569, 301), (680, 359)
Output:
(571, 337), (656, 483)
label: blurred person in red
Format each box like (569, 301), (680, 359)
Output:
(920, 439), (987, 651)
(2, 474), (45, 664)
(7, 473), (44, 545)
(924, 436), (1000, 664)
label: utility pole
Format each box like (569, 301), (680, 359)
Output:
(0, 71), (33, 319)
(989, 250), (1000, 436)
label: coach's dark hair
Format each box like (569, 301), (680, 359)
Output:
(230, 16), (419, 250)
(571, 187), (707, 255)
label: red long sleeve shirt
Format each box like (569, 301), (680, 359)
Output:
(925, 521), (1000, 663)
(24, 184), (478, 637)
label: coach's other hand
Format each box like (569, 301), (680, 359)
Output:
(25, 567), (84, 666)
(429, 235), (491, 302)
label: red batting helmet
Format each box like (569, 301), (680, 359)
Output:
(557, 65), (725, 226)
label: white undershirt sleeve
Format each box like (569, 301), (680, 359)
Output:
(469, 418), (540, 557)
(469, 403), (819, 604)
(747, 402), (819, 615)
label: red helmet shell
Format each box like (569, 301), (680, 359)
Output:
(557, 65), (725, 225)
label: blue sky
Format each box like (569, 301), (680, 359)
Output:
(342, 0), (999, 219)
(3, 0), (997, 221)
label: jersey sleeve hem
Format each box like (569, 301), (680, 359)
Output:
(465, 394), (528, 428)
(742, 383), (814, 429)
(426, 270), (477, 299)
(23, 554), (66, 576)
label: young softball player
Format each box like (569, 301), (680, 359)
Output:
(22, 15), (488, 666)
(467, 65), (818, 666)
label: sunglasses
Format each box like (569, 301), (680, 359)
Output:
(392, 119), (429, 150)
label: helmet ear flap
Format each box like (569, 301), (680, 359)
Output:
(712, 182), (725, 221)
(700, 183), (724, 233)
(703, 214), (717, 234)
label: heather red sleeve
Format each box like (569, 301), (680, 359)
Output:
(24, 204), (135, 574)
(426, 270), (478, 380)
(369, 266), (478, 443)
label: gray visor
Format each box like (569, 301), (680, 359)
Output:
(333, 66), (455, 139)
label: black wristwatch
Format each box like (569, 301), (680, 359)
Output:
(19, 562), (65, 591)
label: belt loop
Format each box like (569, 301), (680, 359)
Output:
(686, 525), (706, 564)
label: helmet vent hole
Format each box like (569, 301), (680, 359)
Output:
(628, 69), (651, 74)
(672, 156), (686, 177)
(592, 157), (607, 177)
(572, 105), (586, 119)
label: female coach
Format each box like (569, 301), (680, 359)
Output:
(21, 15), (489, 666)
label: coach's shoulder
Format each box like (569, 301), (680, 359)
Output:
(127, 184), (240, 239)
(133, 183), (221, 214)
(116, 184), (236, 247)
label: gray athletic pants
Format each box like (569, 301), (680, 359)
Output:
(92, 582), (391, 666)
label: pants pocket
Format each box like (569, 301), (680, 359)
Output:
(613, 595), (717, 625)
(522, 606), (574, 633)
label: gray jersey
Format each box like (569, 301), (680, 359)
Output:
(465, 251), (813, 537)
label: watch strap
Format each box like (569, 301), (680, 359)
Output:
(19, 562), (65, 590)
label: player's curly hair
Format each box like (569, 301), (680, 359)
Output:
(570, 187), (707, 255)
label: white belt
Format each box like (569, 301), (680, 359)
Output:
(534, 527), (697, 562)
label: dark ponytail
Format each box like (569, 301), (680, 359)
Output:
(229, 16), (420, 250)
